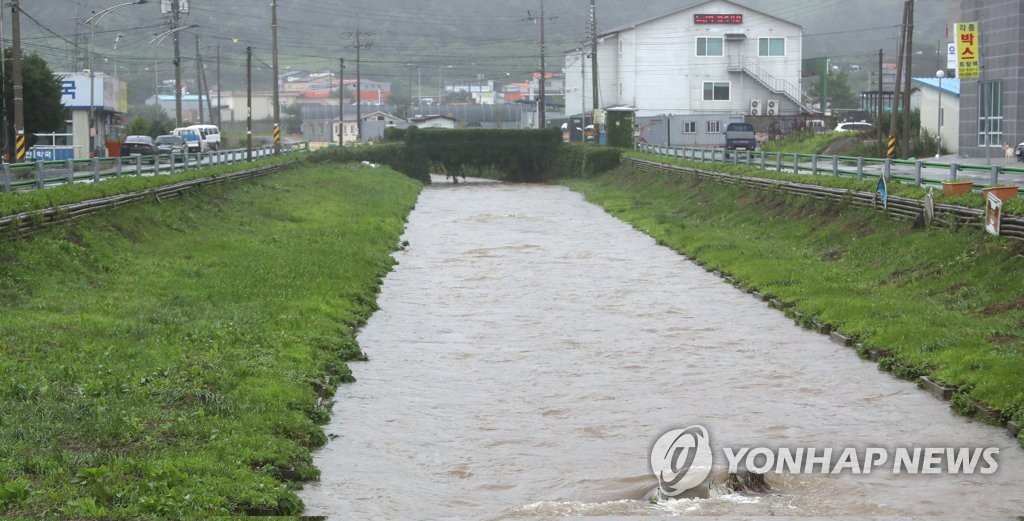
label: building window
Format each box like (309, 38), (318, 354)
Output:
(697, 37), (724, 56)
(683, 121), (697, 134)
(978, 80), (1002, 147)
(703, 81), (730, 101)
(706, 121), (721, 133)
(758, 38), (785, 56)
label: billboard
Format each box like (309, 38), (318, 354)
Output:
(956, 22), (980, 79)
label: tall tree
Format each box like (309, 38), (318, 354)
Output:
(1, 50), (67, 151)
(124, 104), (174, 137)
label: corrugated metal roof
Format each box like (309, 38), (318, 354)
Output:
(913, 77), (960, 96)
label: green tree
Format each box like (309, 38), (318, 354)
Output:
(124, 104), (174, 137)
(1, 49), (67, 153)
(808, 69), (861, 111)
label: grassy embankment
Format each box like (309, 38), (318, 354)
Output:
(565, 163), (1024, 440)
(0, 163), (421, 517)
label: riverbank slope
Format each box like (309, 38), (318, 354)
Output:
(0, 164), (421, 517)
(565, 165), (1024, 443)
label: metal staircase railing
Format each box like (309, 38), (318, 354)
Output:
(728, 56), (814, 113)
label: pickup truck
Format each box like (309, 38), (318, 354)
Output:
(724, 122), (757, 151)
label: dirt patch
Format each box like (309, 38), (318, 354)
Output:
(988, 335), (1019, 345)
(982, 296), (1024, 316)
(820, 248), (845, 261)
(945, 282), (968, 295)
(66, 231), (85, 247)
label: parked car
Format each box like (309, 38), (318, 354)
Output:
(724, 122), (757, 150)
(834, 121), (874, 132)
(154, 135), (187, 160)
(119, 135), (157, 162)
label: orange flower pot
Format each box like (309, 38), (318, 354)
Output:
(982, 185), (1019, 202)
(941, 181), (973, 197)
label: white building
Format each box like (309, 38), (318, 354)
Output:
(912, 77), (961, 155)
(566, 0), (807, 124)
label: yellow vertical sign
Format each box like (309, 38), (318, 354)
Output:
(956, 21), (980, 79)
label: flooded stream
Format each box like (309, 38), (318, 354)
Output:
(299, 177), (1024, 519)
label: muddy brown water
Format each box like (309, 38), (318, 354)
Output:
(298, 177), (1024, 519)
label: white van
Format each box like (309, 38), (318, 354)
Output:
(187, 124), (221, 151)
(171, 127), (203, 154)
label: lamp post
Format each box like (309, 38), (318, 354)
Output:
(149, 24), (199, 128)
(936, 69), (945, 158)
(84, 0), (147, 157)
(438, 65), (452, 106)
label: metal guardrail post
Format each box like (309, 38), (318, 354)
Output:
(776, 152), (783, 172)
(36, 160), (44, 189)
(914, 160), (923, 186)
(135, 155), (142, 176)
(811, 155), (818, 175)
(792, 155), (799, 175)
(170, 154), (177, 175)
(832, 155), (839, 176)
(760, 152), (766, 170)
(115, 157), (123, 178)
(1, 163), (10, 192)
(857, 157), (864, 180)
(991, 166), (1000, 186)
(950, 163), (958, 182)
(65, 159), (75, 184)
(884, 158), (892, 180)
(91, 158), (100, 183)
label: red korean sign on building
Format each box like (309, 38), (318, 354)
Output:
(956, 21), (979, 79)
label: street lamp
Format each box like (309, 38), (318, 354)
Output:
(84, 0), (147, 157)
(438, 65), (452, 106)
(936, 69), (945, 158)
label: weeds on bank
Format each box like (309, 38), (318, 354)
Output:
(566, 167), (1024, 435)
(0, 164), (421, 517)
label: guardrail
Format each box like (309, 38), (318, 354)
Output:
(0, 162), (297, 238)
(625, 156), (1024, 242)
(1, 142), (309, 193)
(635, 143), (1024, 192)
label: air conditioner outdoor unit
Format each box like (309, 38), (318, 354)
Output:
(766, 99), (779, 115)
(749, 99), (762, 116)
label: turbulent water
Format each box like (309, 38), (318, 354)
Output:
(298, 176), (1024, 519)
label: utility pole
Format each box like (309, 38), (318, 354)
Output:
(338, 57), (345, 145)
(406, 63), (414, 119)
(172, 0), (182, 127)
(200, 47), (214, 126)
(195, 35), (204, 124)
(216, 45), (221, 127)
(590, 0), (600, 143)
(356, 30), (363, 143)
(901, 0), (915, 157)
(887, 1), (910, 159)
(11, 0), (25, 162)
(246, 46), (253, 162)
(526, 1), (552, 129)
(271, 0), (281, 155)
(877, 48), (884, 157)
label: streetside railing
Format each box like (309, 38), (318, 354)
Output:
(1, 142), (310, 193)
(624, 156), (1024, 242)
(635, 143), (1024, 192)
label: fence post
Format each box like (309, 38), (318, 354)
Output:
(776, 152), (783, 172)
(792, 155), (799, 175)
(92, 157), (100, 183)
(950, 163), (958, 182)
(883, 158), (892, 180)
(811, 155), (818, 175)
(914, 160), (923, 186)
(991, 165), (1000, 186)
(135, 155), (142, 176)
(2, 163), (10, 192)
(65, 159), (75, 185)
(36, 160), (44, 189)
(857, 156), (865, 180)
(115, 157), (123, 178)
(832, 155), (839, 176)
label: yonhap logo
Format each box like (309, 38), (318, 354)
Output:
(650, 425), (713, 497)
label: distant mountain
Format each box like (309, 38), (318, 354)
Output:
(14, 0), (948, 104)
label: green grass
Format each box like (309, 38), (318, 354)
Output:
(759, 130), (853, 154)
(565, 166), (1024, 441)
(0, 163), (421, 517)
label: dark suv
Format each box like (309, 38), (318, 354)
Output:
(120, 135), (157, 162)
